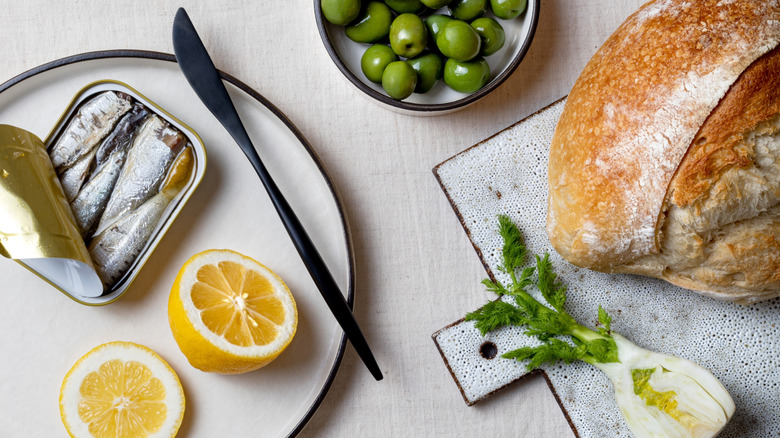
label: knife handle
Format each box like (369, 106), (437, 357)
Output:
(173, 7), (382, 381)
(246, 151), (384, 381)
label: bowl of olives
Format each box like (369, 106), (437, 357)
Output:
(315, 0), (539, 114)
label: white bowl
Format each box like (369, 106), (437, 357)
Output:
(315, 0), (540, 115)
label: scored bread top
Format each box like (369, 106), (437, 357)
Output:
(671, 46), (780, 208)
(547, 0), (780, 270)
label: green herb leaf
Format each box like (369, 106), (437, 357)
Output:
(511, 266), (536, 294)
(497, 214), (527, 275)
(585, 338), (620, 363)
(598, 305), (612, 335)
(468, 216), (621, 369)
(522, 309), (575, 341)
(503, 338), (588, 371)
(481, 278), (508, 296)
(466, 300), (528, 336)
(536, 254), (567, 313)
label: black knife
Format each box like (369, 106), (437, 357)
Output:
(172, 7), (382, 381)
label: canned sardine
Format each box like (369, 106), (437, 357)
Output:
(0, 80), (206, 305)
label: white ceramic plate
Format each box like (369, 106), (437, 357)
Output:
(315, 0), (540, 114)
(0, 51), (351, 437)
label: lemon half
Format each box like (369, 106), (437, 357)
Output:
(168, 249), (298, 374)
(59, 341), (185, 438)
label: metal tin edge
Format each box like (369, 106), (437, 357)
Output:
(36, 79), (207, 306)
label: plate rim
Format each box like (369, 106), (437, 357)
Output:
(0, 49), (352, 438)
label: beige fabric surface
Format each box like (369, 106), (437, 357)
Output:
(0, 1), (647, 436)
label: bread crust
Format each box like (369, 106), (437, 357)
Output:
(639, 48), (780, 303)
(671, 46), (780, 207)
(547, 0), (780, 269)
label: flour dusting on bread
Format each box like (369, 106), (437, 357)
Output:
(547, 0), (780, 303)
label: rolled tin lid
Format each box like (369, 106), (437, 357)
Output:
(0, 124), (102, 297)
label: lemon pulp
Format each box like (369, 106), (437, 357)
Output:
(60, 341), (184, 438)
(192, 260), (286, 347)
(168, 249), (297, 374)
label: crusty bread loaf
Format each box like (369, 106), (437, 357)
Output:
(546, 0), (780, 304)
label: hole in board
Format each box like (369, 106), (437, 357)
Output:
(480, 341), (498, 360)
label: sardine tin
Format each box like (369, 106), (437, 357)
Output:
(1, 80), (206, 305)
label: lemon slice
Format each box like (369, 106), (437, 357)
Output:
(168, 249), (298, 374)
(59, 341), (185, 438)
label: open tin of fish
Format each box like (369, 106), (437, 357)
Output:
(0, 80), (206, 305)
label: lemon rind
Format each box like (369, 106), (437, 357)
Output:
(59, 341), (185, 438)
(177, 249), (297, 359)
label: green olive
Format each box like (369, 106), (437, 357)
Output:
(382, 60), (418, 100)
(346, 2), (394, 44)
(420, 0), (453, 8)
(425, 14), (452, 50)
(385, 0), (425, 13)
(443, 57), (490, 93)
(407, 52), (444, 93)
(389, 13), (428, 58)
(361, 44), (399, 83)
(490, 0), (527, 20)
(448, 0), (487, 21)
(436, 19), (481, 62)
(471, 17), (505, 56)
(321, 0), (361, 26)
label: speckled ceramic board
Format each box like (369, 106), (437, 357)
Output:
(431, 98), (780, 437)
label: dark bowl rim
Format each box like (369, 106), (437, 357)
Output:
(314, 0), (541, 113)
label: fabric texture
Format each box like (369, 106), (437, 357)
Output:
(0, 1), (652, 436)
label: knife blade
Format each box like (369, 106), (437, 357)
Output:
(172, 7), (382, 381)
